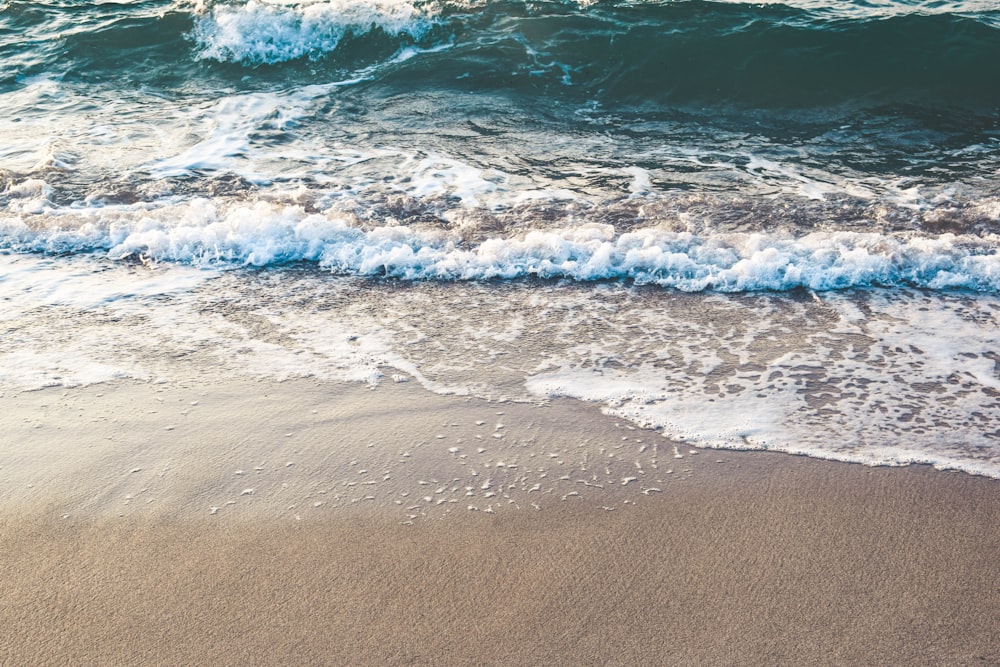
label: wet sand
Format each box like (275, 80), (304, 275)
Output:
(1, 378), (998, 665)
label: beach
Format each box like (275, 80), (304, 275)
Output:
(3, 0), (1000, 662)
(2, 377), (997, 665)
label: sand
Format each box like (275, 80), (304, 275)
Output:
(1, 378), (998, 665)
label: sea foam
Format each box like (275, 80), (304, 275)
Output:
(523, 288), (1000, 477)
(193, 0), (437, 64)
(2, 197), (999, 292)
(3, 251), (998, 477)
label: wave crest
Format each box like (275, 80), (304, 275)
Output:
(3, 197), (999, 292)
(193, 0), (437, 64)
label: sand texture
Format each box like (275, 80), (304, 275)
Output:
(1, 379), (998, 665)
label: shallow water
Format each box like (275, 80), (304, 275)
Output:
(2, 253), (998, 476)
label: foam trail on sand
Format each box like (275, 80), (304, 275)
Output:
(4, 251), (996, 477)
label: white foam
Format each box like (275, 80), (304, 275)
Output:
(0, 253), (212, 389)
(193, 0), (436, 64)
(0, 348), (145, 390)
(621, 166), (652, 196)
(0, 251), (452, 392)
(143, 95), (276, 180)
(5, 198), (999, 292)
(401, 154), (503, 206)
(142, 84), (354, 180)
(2, 253), (996, 476)
(3, 178), (54, 215)
(524, 289), (1000, 477)
(0, 251), (211, 314)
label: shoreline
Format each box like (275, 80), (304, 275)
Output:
(1, 377), (998, 664)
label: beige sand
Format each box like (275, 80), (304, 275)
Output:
(1, 378), (998, 665)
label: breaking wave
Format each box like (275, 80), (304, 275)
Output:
(3, 196), (999, 291)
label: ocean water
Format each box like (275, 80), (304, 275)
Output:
(1, 0), (998, 476)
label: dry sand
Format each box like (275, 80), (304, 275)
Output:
(1, 378), (998, 665)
